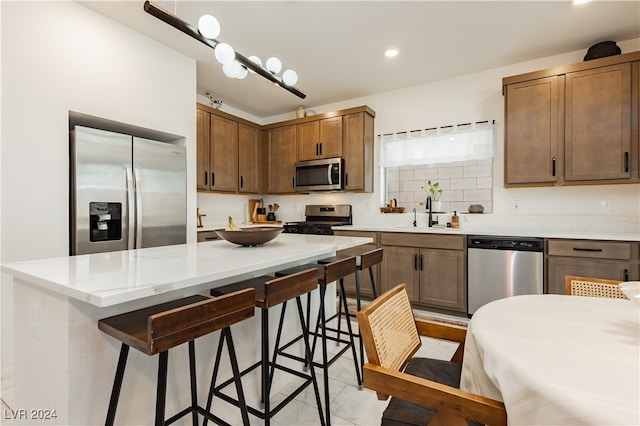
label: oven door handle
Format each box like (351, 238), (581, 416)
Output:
(327, 164), (333, 184)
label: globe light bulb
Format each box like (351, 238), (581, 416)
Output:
(197, 15), (220, 39)
(282, 69), (298, 86)
(247, 56), (262, 74)
(222, 63), (236, 78)
(222, 61), (248, 79)
(265, 57), (282, 74)
(214, 43), (235, 65)
(235, 62), (248, 79)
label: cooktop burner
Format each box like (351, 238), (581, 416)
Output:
(283, 205), (352, 235)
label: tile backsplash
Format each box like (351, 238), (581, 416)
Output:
(386, 159), (493, 213)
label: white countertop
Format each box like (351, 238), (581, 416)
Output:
(337, 224), (639, 241)
(1, 234), (372, 307)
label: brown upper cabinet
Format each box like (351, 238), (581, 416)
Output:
(564, 63), (632, 181)
(266, 105), (376, 194)
(505, 76), (561, 185)
(343, 111), (375, 192)
(503, 51), (640, 187)
(266, 125), (297, 193)
(238, 123), (262, 193)
(197, 104), (375, 194)
(297, 116), (343, 160)
(197, 104), (262, 194)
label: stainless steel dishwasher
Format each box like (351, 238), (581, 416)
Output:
(467, 235), (544, 316)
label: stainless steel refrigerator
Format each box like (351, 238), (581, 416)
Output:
(70, 125), (186, 255)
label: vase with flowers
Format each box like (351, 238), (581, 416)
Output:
(421, 180), (443, 212)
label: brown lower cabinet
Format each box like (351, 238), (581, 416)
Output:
(546, 239), (639, 294)
(380, 232), (467, 315)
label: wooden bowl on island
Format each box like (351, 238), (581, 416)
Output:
(215, 226), (283, 246)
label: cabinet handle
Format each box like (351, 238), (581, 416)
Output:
(414, 254), (418, 270)
(292, 177), (295, 188)
(552, 157), (556, 177)
(572, 247), (603, 252)
(211, 172), (215, 187)
(345, 173), (348, 186)
(204, 171), (207, 186)
(624, 152), (629, 173)
(316, 143), (319, 156)
(624, 269), (629, 281)
(240, 176), (243, 189)
(419, 255), (424, 271)
(319, 142), (323, 156)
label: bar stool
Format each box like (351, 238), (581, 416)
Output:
(206, 269), (325, 426)
(98, 291), (255, 426)
(274, 256), (361, 425)
(317, 248), (383, 375)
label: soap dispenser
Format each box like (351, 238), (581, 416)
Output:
(451, 211), (459, 229)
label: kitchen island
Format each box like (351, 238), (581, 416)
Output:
(2, 234), (372, 425)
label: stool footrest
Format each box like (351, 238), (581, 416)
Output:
(213, 359), (315, 420)
(277, 337), (353, 370)
(165, 405), (231, 426)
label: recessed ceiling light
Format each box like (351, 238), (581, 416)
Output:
(572, 0), (591, 5)
(384, 49), (399, 58)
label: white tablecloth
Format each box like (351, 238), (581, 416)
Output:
(460, 295), (640, 425)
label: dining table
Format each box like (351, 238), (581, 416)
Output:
(460, 294), (639, 425)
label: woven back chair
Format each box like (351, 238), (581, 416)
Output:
(357, 284), (506, 426)
(564, 275), (627, 299)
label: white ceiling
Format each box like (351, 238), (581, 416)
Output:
(82, 1), (640, 118)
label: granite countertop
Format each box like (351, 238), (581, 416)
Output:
(2, 234), (372, 307)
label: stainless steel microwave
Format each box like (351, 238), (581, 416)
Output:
(295, 157), (344, 192)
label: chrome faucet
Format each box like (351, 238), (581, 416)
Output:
(426, 196), (438, 227)
(412, 208), (417, 227)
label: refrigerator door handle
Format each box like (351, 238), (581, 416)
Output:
(133, 167), (143, 249)
(125, 166), (136, 250)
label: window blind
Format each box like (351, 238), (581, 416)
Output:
(379, 121), (494, 167)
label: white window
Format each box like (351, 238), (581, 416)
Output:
(380, 121), (494, 213)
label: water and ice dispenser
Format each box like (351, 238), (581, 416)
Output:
(89, 202), (122, 242)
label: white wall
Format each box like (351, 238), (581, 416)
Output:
(1, 1), (197, 378)
(198, 38), (640, 234)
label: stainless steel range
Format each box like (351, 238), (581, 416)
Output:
(283, 205), (352, 235)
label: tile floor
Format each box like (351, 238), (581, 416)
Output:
(0, 311), (463, 426)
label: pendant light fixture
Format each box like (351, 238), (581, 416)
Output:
(143, 1), (306, 99)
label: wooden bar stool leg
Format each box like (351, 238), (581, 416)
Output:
(105, 344), (129, 426)
(155, 350), (169, 426)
